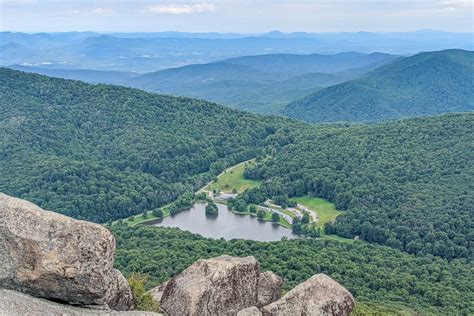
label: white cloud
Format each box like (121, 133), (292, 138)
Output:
(437, 0), (473, 11)
(71, 7), (116, 16)
(147, 2), (216, 14)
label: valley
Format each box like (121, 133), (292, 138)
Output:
(1, 29), (473, 315)
(198, 159), (342, 232)
(116, 158), (341, 238)
(144, 203), (297, 242)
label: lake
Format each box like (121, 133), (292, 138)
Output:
(146, 203), (297, 242)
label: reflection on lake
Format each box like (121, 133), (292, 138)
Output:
(145, 203), (297, 242)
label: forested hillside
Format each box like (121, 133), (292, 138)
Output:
(112, 225), (474, 315)
(283, 49), (474, 122)
(1, 69), (472, 260)
(127, 52), (398, 113)
(245, 113), (473, 259)
(0, 68), (288, 222)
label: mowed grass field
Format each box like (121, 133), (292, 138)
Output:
(292, 196), (343, 228)
(209, 160), (260, 193)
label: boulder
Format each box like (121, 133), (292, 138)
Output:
(257, 271), (282, 307)
(148, 280), (169, 303)
(0, 289), (161, 316)
(261, 274), (355, 316)
(160, 255), (260, 315)
(237, 306), (262, 316)
(0, 193), (133, 311)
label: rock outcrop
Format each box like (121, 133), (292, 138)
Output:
(0, 193), (133, 311)
(156, 255), (354, 316)
(148, 280), (169, 303)
(237, 306), (263, 316)
(261, 274), (355, 316)
(257, 271), (283, 307)
(0, 289), (161, 316)
(160, 255), (260, 315)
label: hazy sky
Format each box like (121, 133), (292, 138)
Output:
(1, 0), (473, 33)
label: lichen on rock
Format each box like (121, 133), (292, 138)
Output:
(160, 255), (260, 315)
(257, 271), (283, 307)
(0, 193), (133, 311)
(261, 274), (355, 316)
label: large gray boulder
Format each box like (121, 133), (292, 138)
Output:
(0, 289), (160, 316)
(160, 255), (260, 315)
(257, 271), (282, 307)
(237, 306), (262, 316)
(0, 193), (133, 311)
(261, 274), (355, 316)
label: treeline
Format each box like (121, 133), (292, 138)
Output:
(244, 113), (474, 260)
(111, 225), (474, 315)
(0, 68), (286, 222)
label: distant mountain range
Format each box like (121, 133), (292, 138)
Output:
(283, 49), (474, 122)
(127, 52), (400, 113)
(6, 47), (474, 121)
(1, 31), (473, 72)
(7, 65), (138, 86)
(9, 52), (400, 114)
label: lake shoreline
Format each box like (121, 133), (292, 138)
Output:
(142, 202), (297, 242)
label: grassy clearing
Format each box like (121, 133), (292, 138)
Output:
(292, 196), (353, 242)
(292, 196), (343, 228)
(113, 208), (171, 227)
(278, 217), (292, 228)
(208, 160), (260, 194)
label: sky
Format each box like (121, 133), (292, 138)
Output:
(1, 0), (473, 33)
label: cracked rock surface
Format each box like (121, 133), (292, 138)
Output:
(257, 271), (283, 307)
(0, 289), (160, 316)
(261, 274), (355, 316)
(160, 255), (260, 316)
(0, 193), (133, 311)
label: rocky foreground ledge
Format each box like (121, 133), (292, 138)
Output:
(0, 193), (133, 311)
(153, 255), (355, 315)
(0, 193), (355, 315)
(0, 289), (160, 316)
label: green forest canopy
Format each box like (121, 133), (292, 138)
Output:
(0, 68), (287, 222)
(283, 49), (474, 122)
(245, 113), (473, 260)
(112, 225), (474, 315)
(1, 68), (473, 261)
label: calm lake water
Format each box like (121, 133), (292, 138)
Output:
(146, 203), (297, 242)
